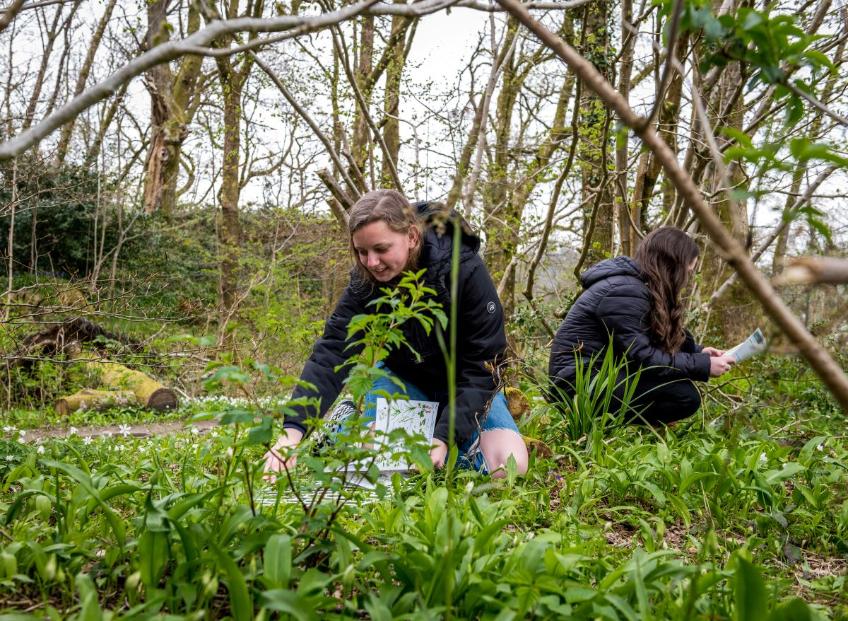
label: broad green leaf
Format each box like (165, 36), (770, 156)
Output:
(765, 462), (805, 485)
(40, 460), (125, 547)
(733, 556), (768, 621)
(210, 542), (253, 621)
(769, 598), (814, 621)
(264, 534), (292, 588)
(260, 589), (317, 621)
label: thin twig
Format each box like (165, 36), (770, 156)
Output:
(707, 165), (837, 306)
(783, 79), (848, 128)
(463, 15), (519, 216)
(328, 18), (404, 193)
(252, 52), (360, 200)
(641, 0), (684, 129)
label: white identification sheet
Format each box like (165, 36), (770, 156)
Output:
(726, 328), (768, 363)
(372, 398), (438, 472)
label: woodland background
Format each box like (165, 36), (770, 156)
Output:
(0, 0), (847, 617)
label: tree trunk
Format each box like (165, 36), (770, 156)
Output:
(4, 158), (17, 322)
(482, 21), (520, 295)
(497, 62), (573, 313)
(351, 15), (375, 182)
(578, 0), (613, 266)
(217, 73), (247, 331)
(700, 58), (752, 342)
(55, 389), (136, 415)
(74, 357), (177, 410)
(615, 0), (635, 256)
(380, 7), (413, 187)
(141, 0), (203, 217)
(630, 35), (689, 239)
(445, 22), (518, 213)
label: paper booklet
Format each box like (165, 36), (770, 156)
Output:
(334, 397), (437, 490)
(258, 398), (438, 504)
(369, 397), (438, 472)
(726, 328), (768, 363)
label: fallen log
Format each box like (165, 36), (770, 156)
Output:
(76, 355), (178, 411)
(55, 389), (136, 415)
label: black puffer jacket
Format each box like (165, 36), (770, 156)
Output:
(548, 256), (710, 395)
(283, 202), (506, 447)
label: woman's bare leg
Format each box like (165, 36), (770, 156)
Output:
(479, 429), (529, 478)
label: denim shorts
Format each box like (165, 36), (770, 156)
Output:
(360, 365), (520, 473)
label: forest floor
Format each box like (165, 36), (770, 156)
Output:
(1, 355), (847, 619)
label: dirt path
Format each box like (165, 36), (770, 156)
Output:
(21, 419), (219, 442)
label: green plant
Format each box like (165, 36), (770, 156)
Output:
(546, 342), (642, 457)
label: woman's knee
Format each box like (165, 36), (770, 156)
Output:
(479, 429), (529, 477)
(678, 382), (702, 417)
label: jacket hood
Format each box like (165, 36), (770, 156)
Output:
(413, 201), (481, 265)
(580, 256), (642, 288)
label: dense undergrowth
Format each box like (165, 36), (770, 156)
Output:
(0, 353), (846, 619)
(1, 205), (846, 617)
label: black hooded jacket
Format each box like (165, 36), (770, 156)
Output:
(548, 256), (710, 395)
(283, 202), (506, 447)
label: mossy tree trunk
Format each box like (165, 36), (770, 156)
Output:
(380, 6), (416, 189)
(204, 0), (262, 340)
(351, 16), (375, 184)
(482, 18), (521, 301)
(142, 0), (204, 218)
(577, 0), (614, 266)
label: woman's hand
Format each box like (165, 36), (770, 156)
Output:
(709, 354), (736, 377)
(263, 427), (304, 477)
(430, 438), (448, 469)
(702, 346), (724, 357)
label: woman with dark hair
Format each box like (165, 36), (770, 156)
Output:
(547, 226), (736, 424)
(264, 189), (528, 476)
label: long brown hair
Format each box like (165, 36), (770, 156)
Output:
(347, 189), (422, 283)
(634, 226), (699, 353)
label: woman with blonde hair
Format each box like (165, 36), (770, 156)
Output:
(265, 189), (528, 476)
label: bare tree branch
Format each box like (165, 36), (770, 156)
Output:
(641, 0), (683, 129)
(708, 165), (838, 306)
(0, 0), (383, 161)
(18, 0), (75, 10)
(496, 0), (848, 411)
(372, 0), (593, 12)
(0, 0), (25, 34)
(462, 14), (518, 216)
(317, 168), (356, 215)
(775, 257), (848, 285)
(252, 52), (361, 200)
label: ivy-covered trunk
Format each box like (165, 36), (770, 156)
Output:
(218, 78), (244, 332)
(577, 0), (613, 266)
